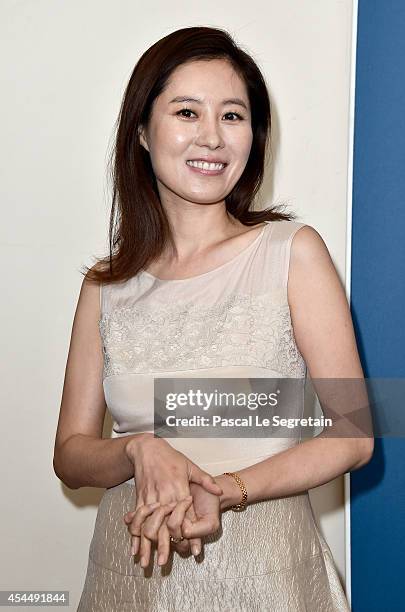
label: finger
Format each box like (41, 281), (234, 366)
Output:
(139, 530), (152, 568)
(171, 532), (190, 555)
(128, 502), (160, 556)
(124, 510), (136, 524)
(142, 502), (178, 543)
(166, 497), (194, 555)
(182, 517), (201, 555)
(172, 538), (191, 555)
(140, 502), (176, 568)
(181, 503), (202, 556)
(166, 496), (193, 540)
(189, 468), (223, 495)
(131, 534), (140, 557)
(129, 488), (144, 544)
(156, 521), (171, 566)
(128, 502), (162, 538)
(183, 505), (202, 556)
(182, 515), (220, 539)
(129, 495), (141, 555)
(166, 505), (192, 555)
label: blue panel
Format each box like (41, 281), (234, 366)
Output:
(351, 1), (405, 610)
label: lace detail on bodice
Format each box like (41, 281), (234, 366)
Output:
(99, 290), (306, 380)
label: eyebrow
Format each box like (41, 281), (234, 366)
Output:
(169, 96), (248, 110)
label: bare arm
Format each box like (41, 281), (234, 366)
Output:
(53, 269), (146, 489)
(213, 226), (374, 511)
(54, 433), (143, 490)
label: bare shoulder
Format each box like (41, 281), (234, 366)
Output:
(71, 265), (102, 348)
(288, 225), (340, 309)
(290, 224), (332, 266)
(83, 261), (105, 284)
(80, 264), (103, 314)
(288, 224), (337, 299)
(286, 223), (364, 379)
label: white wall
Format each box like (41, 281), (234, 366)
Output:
(0, 1), (354, 608)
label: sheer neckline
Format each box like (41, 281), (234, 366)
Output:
(141, 222), (270, 283)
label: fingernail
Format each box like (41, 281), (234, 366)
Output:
(158, 554), (164, 565)
(140, 556), (146, 567)
(191, 545), (200, 556)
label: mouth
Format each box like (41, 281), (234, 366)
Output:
(185, 159), (228, 175)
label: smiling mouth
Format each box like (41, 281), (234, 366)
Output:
(186, 160), (228, 173)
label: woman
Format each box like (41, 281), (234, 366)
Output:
(53, 26), (373, 611)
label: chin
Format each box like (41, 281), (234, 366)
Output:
(182, 193), (228, 204)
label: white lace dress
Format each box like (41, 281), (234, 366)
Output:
(77, 220), (350, 611)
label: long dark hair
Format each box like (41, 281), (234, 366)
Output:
(83, 26), (296, 284)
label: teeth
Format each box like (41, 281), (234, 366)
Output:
(186, 160), (225, 171)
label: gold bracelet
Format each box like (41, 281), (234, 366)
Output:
(223, 472), (248, 511)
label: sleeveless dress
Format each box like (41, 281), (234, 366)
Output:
(77, 220), (350, 612)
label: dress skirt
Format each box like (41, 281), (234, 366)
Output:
(77, 482), (350, 612)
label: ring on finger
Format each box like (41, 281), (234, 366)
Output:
(170, 535), (185, 544)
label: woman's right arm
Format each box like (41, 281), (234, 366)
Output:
(53, 273), (224, 495)
(53, 271), (147, 490)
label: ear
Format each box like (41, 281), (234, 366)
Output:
(138, 125), (149, 152)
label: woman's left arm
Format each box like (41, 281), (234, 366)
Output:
(214, 225), (375, 511)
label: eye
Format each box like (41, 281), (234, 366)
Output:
(223, 112), (244, 121)
(175, 108), (244, 121)
(176, 108), (196, 118)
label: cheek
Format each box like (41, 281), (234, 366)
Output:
(148, 127), (191, 182)
(153, 120), (192, 156)
(229, 128), (253, 163)
(147, 136), (181, 177)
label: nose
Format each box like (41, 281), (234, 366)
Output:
(194, 114), (225, 150)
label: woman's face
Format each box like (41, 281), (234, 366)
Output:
(139, 59), (253, 206)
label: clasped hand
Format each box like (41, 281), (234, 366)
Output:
(123, 434), (223, 568)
